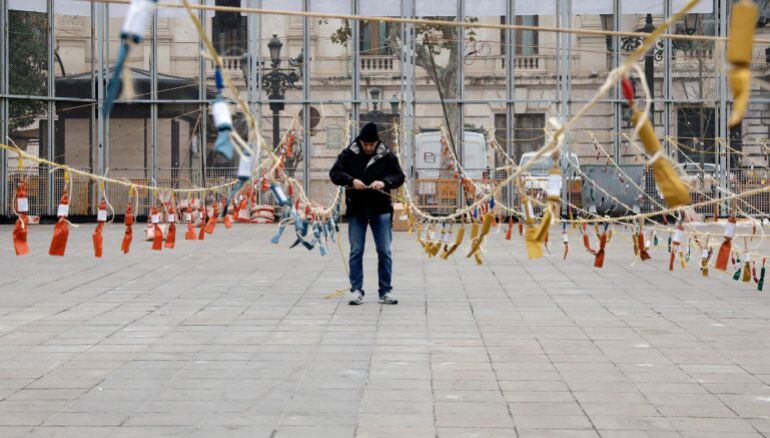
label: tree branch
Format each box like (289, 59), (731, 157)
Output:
(387, 23), (446, 87)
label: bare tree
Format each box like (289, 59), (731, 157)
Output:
(325, 17), (478, 135)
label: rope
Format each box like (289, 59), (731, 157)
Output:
(92, 0), (770, 45)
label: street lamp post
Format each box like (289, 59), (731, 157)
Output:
(390, 94), (399, 117)
(642, 14), (655, 118)
(242, 35), (301, 151)
(262, 35), (300, 150)
(615, 14), (662, 118)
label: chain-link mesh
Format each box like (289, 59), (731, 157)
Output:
(6, 168), (47, 216)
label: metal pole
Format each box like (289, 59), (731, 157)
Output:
(254, 0), (262, 123)
(351, 0), (360, 133)
(644, 14), (655, 119)
(105, 3), (110, 180)
(254, 0), (262, 204)
(456, 0), (464, 209)
(97, 0), (106, 206)
(151, 6), (158, 185)
(272, 110), (280, 149)
(47, 0), (56, 216)
(653, 0), (664, 153)
(718, 0), (728, 216)
(91, 1), (98, 192)
(559, 0), (571, 211)
(302, 0), (310, 194)
(505, 0), (515, 210)
(199, 0), (207, 188)
(247, 0), (258, 119)
(403, 0), (415, 180)
(0, 0), (7, 216)
(612, 0), (621, 161)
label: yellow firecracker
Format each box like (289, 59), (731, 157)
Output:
(631, 108), (690, 208)
(727, 0), (758, 128)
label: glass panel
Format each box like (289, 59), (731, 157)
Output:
(106, 0), (152, 207)
(7, 99), (49, 216)
(312, 14), (353, 205)
(55, 1), (94, 99)
(9, 3), (49, 96)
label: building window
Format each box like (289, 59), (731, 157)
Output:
(361, 22), (392, 55)
(516, 16), (538, 56)
(494, 113), (545, 165)
(325, 125), (345, 151)
(500, 16), (539, 56)
(676, 106), (716, 165)
(212, 0), (247, 57)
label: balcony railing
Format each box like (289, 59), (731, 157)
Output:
(672, 48), (714, 62)
(360, 54), (545, 72)
(513, 54), (542, 70)
(501, 54), (546, 71)
(214, 56), (245, 76)
(360, 55), (396, 71)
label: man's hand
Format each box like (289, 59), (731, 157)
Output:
(369, 180), (385, 191)
(352, 179), (367, 190)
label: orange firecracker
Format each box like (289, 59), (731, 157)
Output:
(593, 224), (609, 268)
(184, 204), (196, 240)
(205, 202), (218, 234)
(236, 196), (250, 223)
(13, 180), (30, 256)
(49, 191), (70, 257)
(150, 206), (163, 251)
(198, 203), (206, 240)
(165, 205), (176, 249)
(715, 217), (736, 271)
(637, 232), (651, 261)
(223, 200), (233, 229)
(92, 198), (107, 258)
(122, 202), (134, 254)
(285, 130), (295, 157)
(232, 194), (242, 219)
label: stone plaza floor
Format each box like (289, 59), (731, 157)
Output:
(0, 223), (769, 437)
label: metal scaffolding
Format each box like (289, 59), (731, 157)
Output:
(0, 0), (761, 219)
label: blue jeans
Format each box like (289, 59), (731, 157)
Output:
(348, 213), (393, 298)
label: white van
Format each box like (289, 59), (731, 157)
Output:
(414, 131), (488, 196)
(414, 131), (488, 175)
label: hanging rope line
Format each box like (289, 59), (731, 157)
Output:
(9, 0), (770, 292)
(92, 0), (770, 45)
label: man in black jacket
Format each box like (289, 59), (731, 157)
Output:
(329, 122), (405, 305)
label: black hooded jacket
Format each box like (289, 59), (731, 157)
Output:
(329, 141), (406, 217)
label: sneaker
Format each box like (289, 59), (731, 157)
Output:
(348, 290), (364, 306)
(379, 293), (398, 305)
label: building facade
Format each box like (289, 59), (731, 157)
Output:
(1, 0), (768, 216)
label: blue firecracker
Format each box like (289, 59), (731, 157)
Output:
(211, 70), (235, 161)
(104, 0), (157, 117)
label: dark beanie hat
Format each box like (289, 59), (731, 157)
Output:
(358, 122), (380, 143)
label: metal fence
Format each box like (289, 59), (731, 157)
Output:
(7, 161), (770, 221)
(412, 167), (513, 217)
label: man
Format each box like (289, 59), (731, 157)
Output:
(330, 122), (405, 305)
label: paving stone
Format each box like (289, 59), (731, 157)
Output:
(0, 224), (768, 435)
